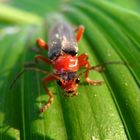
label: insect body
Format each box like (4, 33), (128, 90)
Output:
(33, 22), (104, 112)
(11, 22), (112, 113)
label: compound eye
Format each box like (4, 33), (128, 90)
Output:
(70, 51), (77, 56)
(76, 78), (80, 83)
(57, 80), (62, 86)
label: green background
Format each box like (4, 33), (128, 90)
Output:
(0, 0), (140, 140)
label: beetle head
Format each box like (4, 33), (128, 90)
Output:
(57, 72), (80, 96)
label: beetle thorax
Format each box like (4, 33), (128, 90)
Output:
(53, 55), (79, 73)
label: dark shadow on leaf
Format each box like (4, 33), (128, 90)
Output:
(0, 132), (16, 140)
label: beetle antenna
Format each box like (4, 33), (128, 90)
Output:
(78, 61), (129, 77)
(10, 67), (50, 89)
(89, 61), (129, 72)
(9, 69), (25, 89)
(94, 61), (128, 67)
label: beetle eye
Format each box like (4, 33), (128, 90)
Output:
(76, 78), (80, 83)
(70, 51), (77, 56)
(57, 80), (62, 86)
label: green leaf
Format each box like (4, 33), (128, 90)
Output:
(0, 4), (42, 25)
(0, 0), (140, 140)
(0, 26), (40, 139)
(10, 0), (63, 16)
(106, 0), (140, 12)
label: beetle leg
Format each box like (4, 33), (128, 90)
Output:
(75, 25), (85, 42)
(84, 69), (104, 85)
(36, 38), (48, 50)
(78, 53), (90, 68)
(78, 53), (104, 85)
(40, 74), (60, 112)
(34, 55), (52, 65)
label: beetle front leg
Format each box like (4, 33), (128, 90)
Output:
(36, 38), (48, 50)
(40, 89), (53, 113)
(75, 25), (85, 42)
(40, 74), (60, 112)
(85, 69), (104, 85)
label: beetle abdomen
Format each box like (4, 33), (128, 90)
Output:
(48, 22), (78, 60)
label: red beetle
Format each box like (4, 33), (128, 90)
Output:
(11, 22), (124, 112)
(33, 22), (104, 112)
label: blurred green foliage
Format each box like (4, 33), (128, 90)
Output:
(6, 0), (63, 16)
(106, 0), (140, 12)
(0, 0), (140, 140)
